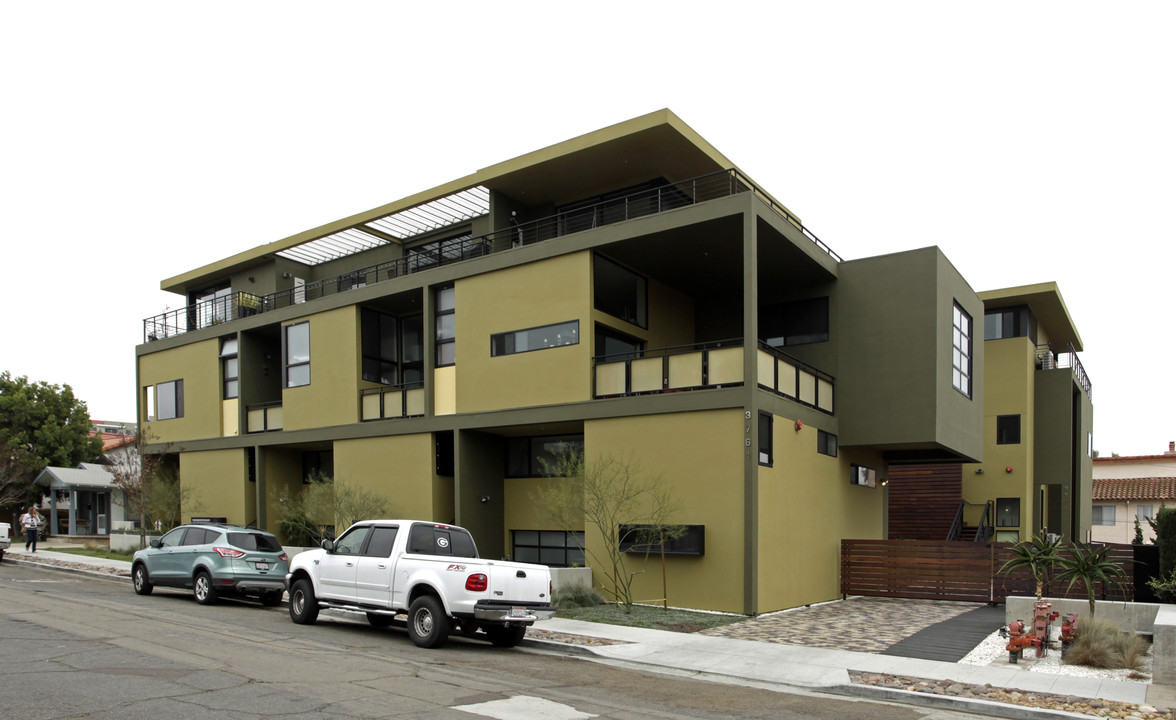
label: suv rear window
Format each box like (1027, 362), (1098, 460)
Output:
(407, 524), (477, 558)
(227, 532), (283, 552)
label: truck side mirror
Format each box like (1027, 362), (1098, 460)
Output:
(320, 538), (335, 552)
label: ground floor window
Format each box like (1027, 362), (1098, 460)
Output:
(512, 530), (584, 566)
(995, 497), (1020, 527)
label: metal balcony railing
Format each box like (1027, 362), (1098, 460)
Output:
(755, 342), (835, 414)
(1036, 342), (1092, 397)
(143, 168), (839, 343)
(593, 339), (745, 397)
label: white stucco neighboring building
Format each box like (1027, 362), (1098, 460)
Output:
(1091, 442), (1176, 543)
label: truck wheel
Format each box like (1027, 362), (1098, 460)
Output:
(289, 578), (319, 624)
(193, 571), (218, 605)
(367, 613), (393, 628)
(486, 624), (527, 648)
(407, 595), (450, 648)
(132, 564), (154, 595)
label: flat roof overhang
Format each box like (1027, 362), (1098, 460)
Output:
(980, 282), (1083, 350)
(161, 109), (798, 296)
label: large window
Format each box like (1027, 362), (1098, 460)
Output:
(996, 497), (1021, 527)
(361, 308), (398, 384)
(619, 524), (705, 556)
(435, 286), (455, 367)
(996, 415), (1021, 445)
(1092, 505), (1116, 526)
(761, 297), (830, 347)
(512, 530), (585, 567)
(952, 302), (972, 397)
(285, 322), (310, 388)
(221, 337), (239, 399)
(594, 256), (647, 328)
(984, 305), (1034, 341)
(402, 314), (424, 383)
(154, 380), (184, 420)
(491, 320), (579, 356)
(506, 434), (584, 477)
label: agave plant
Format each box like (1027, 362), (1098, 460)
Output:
(1055, 542), (1132, 617)
(999, 533), (1062, 600)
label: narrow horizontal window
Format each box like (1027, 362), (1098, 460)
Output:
(491, 320), (579, 356)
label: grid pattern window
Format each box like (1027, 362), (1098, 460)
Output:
(155, 380), (184, 420)
(818, 430), (838, 457)
(435, 287), (455, 367)
(996, 414), (1021, 445)
(952, 302), (972, 397)
(594, 255), (647, 328)
(1092, 505), (1116, 526)
(361, 308), (399, 384)
(512, 530), (585, 567)
(221, 337), (239, 399)
(285, 322), (310, 388)
(506, 435), (584, 477)
(996, 497), (1020, 527)
(492, 320), (579, 356)
(758, 412), (772, 466)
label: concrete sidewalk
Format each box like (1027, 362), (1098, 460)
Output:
(5, 547), (1172, 718)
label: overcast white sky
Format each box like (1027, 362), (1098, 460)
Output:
(1, 2), (1172, 457)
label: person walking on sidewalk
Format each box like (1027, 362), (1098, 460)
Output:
(20, 506), (42, 552)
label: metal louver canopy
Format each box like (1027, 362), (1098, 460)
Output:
(276, 186), (490, 266)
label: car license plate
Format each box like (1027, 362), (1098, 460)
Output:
(510, 606), (528, 618)
(256, 561), (269, 571)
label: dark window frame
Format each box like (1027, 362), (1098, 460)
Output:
(361, 307), (399, 385)
(506, 434), (585, 478)
(491, 320), (580, 356)
(996, 414), (1021, 445)
(952, 301), (972, 398)
(619, 524), (705, 556)
(284, 321), (311, 388)
(435, 286), (455, 368)
(511, 529), (585, 567)
(758, 411), (773, 467)
(220, 337), (239, 400)
(156, 379), (184, 420)
(593, 255), (648, 329)
(996, 497), (1021, 527)
(817, 429), (838, 457)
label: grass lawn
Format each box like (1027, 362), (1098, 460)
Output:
(556, 602), (746, 633)
(47, 547), (137, 562)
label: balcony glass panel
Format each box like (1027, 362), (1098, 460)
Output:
(667, 353), (702, 389)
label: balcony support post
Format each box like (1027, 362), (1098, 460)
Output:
(741, 201), (760, 616)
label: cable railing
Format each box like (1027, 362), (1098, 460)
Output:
(1036, 343), (1092, 397)
(143, 168), (839, 342)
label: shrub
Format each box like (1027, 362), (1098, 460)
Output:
(1156, 508), (1176, 577)
(554, 585), (604, 609)
(1064, 617), (1150, 670)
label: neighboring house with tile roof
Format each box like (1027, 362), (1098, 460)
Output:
(1091, 443), (1176, 543)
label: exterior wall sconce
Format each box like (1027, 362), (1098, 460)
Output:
(480, 495), (491, 504)
(975, 468), (984, 475)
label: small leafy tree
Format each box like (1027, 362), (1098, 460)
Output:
(1054, 542), (1132, 616)
(999, 532), (1062, 600)
(1146, 502), (1168, 545)
(273, 471), (388, 545)
(0, 372), (103, 512)
(1133, 517), (1145, 545)
(109, 432), (174, 548)
(536, 451), (683, 612)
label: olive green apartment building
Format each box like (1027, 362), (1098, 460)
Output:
(136, 109), (1093, 614)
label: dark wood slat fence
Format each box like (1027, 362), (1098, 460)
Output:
(841, 539), (1135, 604)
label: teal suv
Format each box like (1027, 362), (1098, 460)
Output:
(131, 524), (289, 606)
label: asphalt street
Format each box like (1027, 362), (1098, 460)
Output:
(0, 562), (996, 720)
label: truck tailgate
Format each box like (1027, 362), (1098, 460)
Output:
(487, 562), (549, 602)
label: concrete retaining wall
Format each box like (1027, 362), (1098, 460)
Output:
(551, 567), (592, 593)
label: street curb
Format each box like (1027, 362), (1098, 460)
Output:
(827, 682), (1093, 720)
(518, 637), (597, 657)
(2, 555), (131, 581)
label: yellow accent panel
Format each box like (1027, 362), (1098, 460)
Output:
(434, 366), (456, 416)
(962, 337), (1036, 540)
(818, 379), (834, 412)
(335, 435), (450, 522)
(282, 306), (360, 431)
(756, 350), (774, 387)
(361, 393), (381, 420)
(221, 399), (238, 437)
(667, 353), (702, 389)
(708, 347), (743, 385)
(777, 359), (797, 396)
(180, 449), (251, 526)
(458, 253), (592, 412)
(630, 357), (663, 393)
(798, 369), (816, 405)
(584, 409), (745, 613)
(139, 338), (222, 443)
(595, 362), (626, 396)
(757, 418), (884, 612)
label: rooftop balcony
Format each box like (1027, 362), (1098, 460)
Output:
(1037, 342), (1092, 397)
(143, 169), (840, 343)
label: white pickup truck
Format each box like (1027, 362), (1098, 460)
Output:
(285, 519), (556, 648)
(0, 521), (10, 560)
